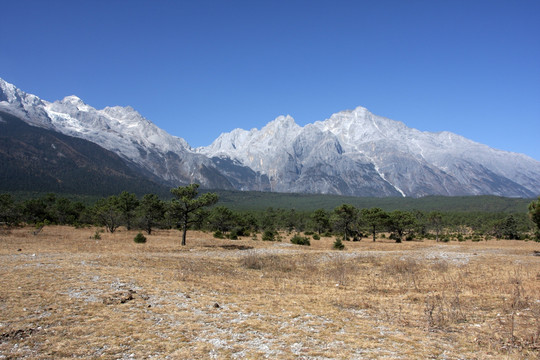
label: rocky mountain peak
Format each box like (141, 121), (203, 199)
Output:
(61, 95), (84, 104)
(0, 78), (17, 102)
(267, 114), (297, 127)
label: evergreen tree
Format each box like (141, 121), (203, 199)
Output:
(139, 193), (165, 235)
(117, 191), (139, 230)
(333, 237), (345, 250)
(0, 193), (20, 226)
(361, 207), (388, 242)
(169, 184), (218, 246)
(387, 210), (417, 243)
(428, 211), (443, 242)
(529, 197), (540, 240)
(503, 215), (519, 239)
(311, 208), (330, 235)
(208, 206), (236, 233)
(331, 204), (359, 241)
(93, 195), (122, 233)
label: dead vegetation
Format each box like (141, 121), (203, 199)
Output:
(0, 226), (539, 359)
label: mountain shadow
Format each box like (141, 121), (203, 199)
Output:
(0, 110), (169, 197)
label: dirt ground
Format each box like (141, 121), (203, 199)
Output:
(1, 226), (539, 359)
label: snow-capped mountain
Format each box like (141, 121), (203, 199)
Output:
(200, 106), (540, 197)
(1, 77), (539, 197)
(0, 78), (269, 191)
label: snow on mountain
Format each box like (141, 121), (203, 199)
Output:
(2, 77), (539, 197)
(0, 78), (52, 128)
(0, 78), (267, 189)
(45, 96), (190, 158)
(201, 115), (302, 172)
(201, 106), (540, 197)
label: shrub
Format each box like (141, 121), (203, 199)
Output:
(134, 232), (147, 243)
(312, 234), (320, 240)
(389, 233), (401, 243)
(213, 230), (225, 239)
(304, 231), (314, 235)
(333, 237), (345, 250)
(290, 234), (310, 246)
(262, 229), (277, 241)
(92, 230), (102, 240)
(228, 227), (248, 240)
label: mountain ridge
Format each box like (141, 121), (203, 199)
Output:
(1, 77), (539, 198)
(0, 110), (169, 196)
(199, 105), (540, 197)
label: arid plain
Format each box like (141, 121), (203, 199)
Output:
(1, 226), (539, 359)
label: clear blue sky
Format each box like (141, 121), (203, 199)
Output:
(2, 0), (539, 160)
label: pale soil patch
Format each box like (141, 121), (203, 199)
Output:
(1, 226), (539, 359)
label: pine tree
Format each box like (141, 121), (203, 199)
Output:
(169, 184), (218, 246)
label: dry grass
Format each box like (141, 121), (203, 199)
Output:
(1, 226), (539, 359)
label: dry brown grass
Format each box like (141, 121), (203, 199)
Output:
(1, 226), (539, 359)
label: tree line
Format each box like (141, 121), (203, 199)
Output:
(1, 185), (539, 245)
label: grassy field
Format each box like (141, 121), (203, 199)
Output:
(1, 226), (539, 359)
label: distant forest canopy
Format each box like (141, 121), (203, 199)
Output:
(1, 187), (538, 243)
(4, 189), (534, 213)
(212, 190), (534, 213)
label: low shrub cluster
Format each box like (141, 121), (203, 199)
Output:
(290, 234), (310, 246)
(134, 232), (147, 243)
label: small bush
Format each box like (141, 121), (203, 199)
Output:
(213, 230), (225, 239)
(228, 227), (248, 240)
(262, 229), (277, 241)
(304, 231), (314, 235)
(290, 234), (310, 246)
(312, 234), (320, 240)
(92, 230), (102, 240)
(232, 226), (250, 237)
(389, 233), (401, 243)
(134, 232), (147, 243)
(333, 237), (345, 250)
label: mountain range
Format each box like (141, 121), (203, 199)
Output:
(1, 77), (539, 198)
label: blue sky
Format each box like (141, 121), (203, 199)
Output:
(2, 0), (539, 160)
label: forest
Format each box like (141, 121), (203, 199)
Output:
(1, 185), (539, 245)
